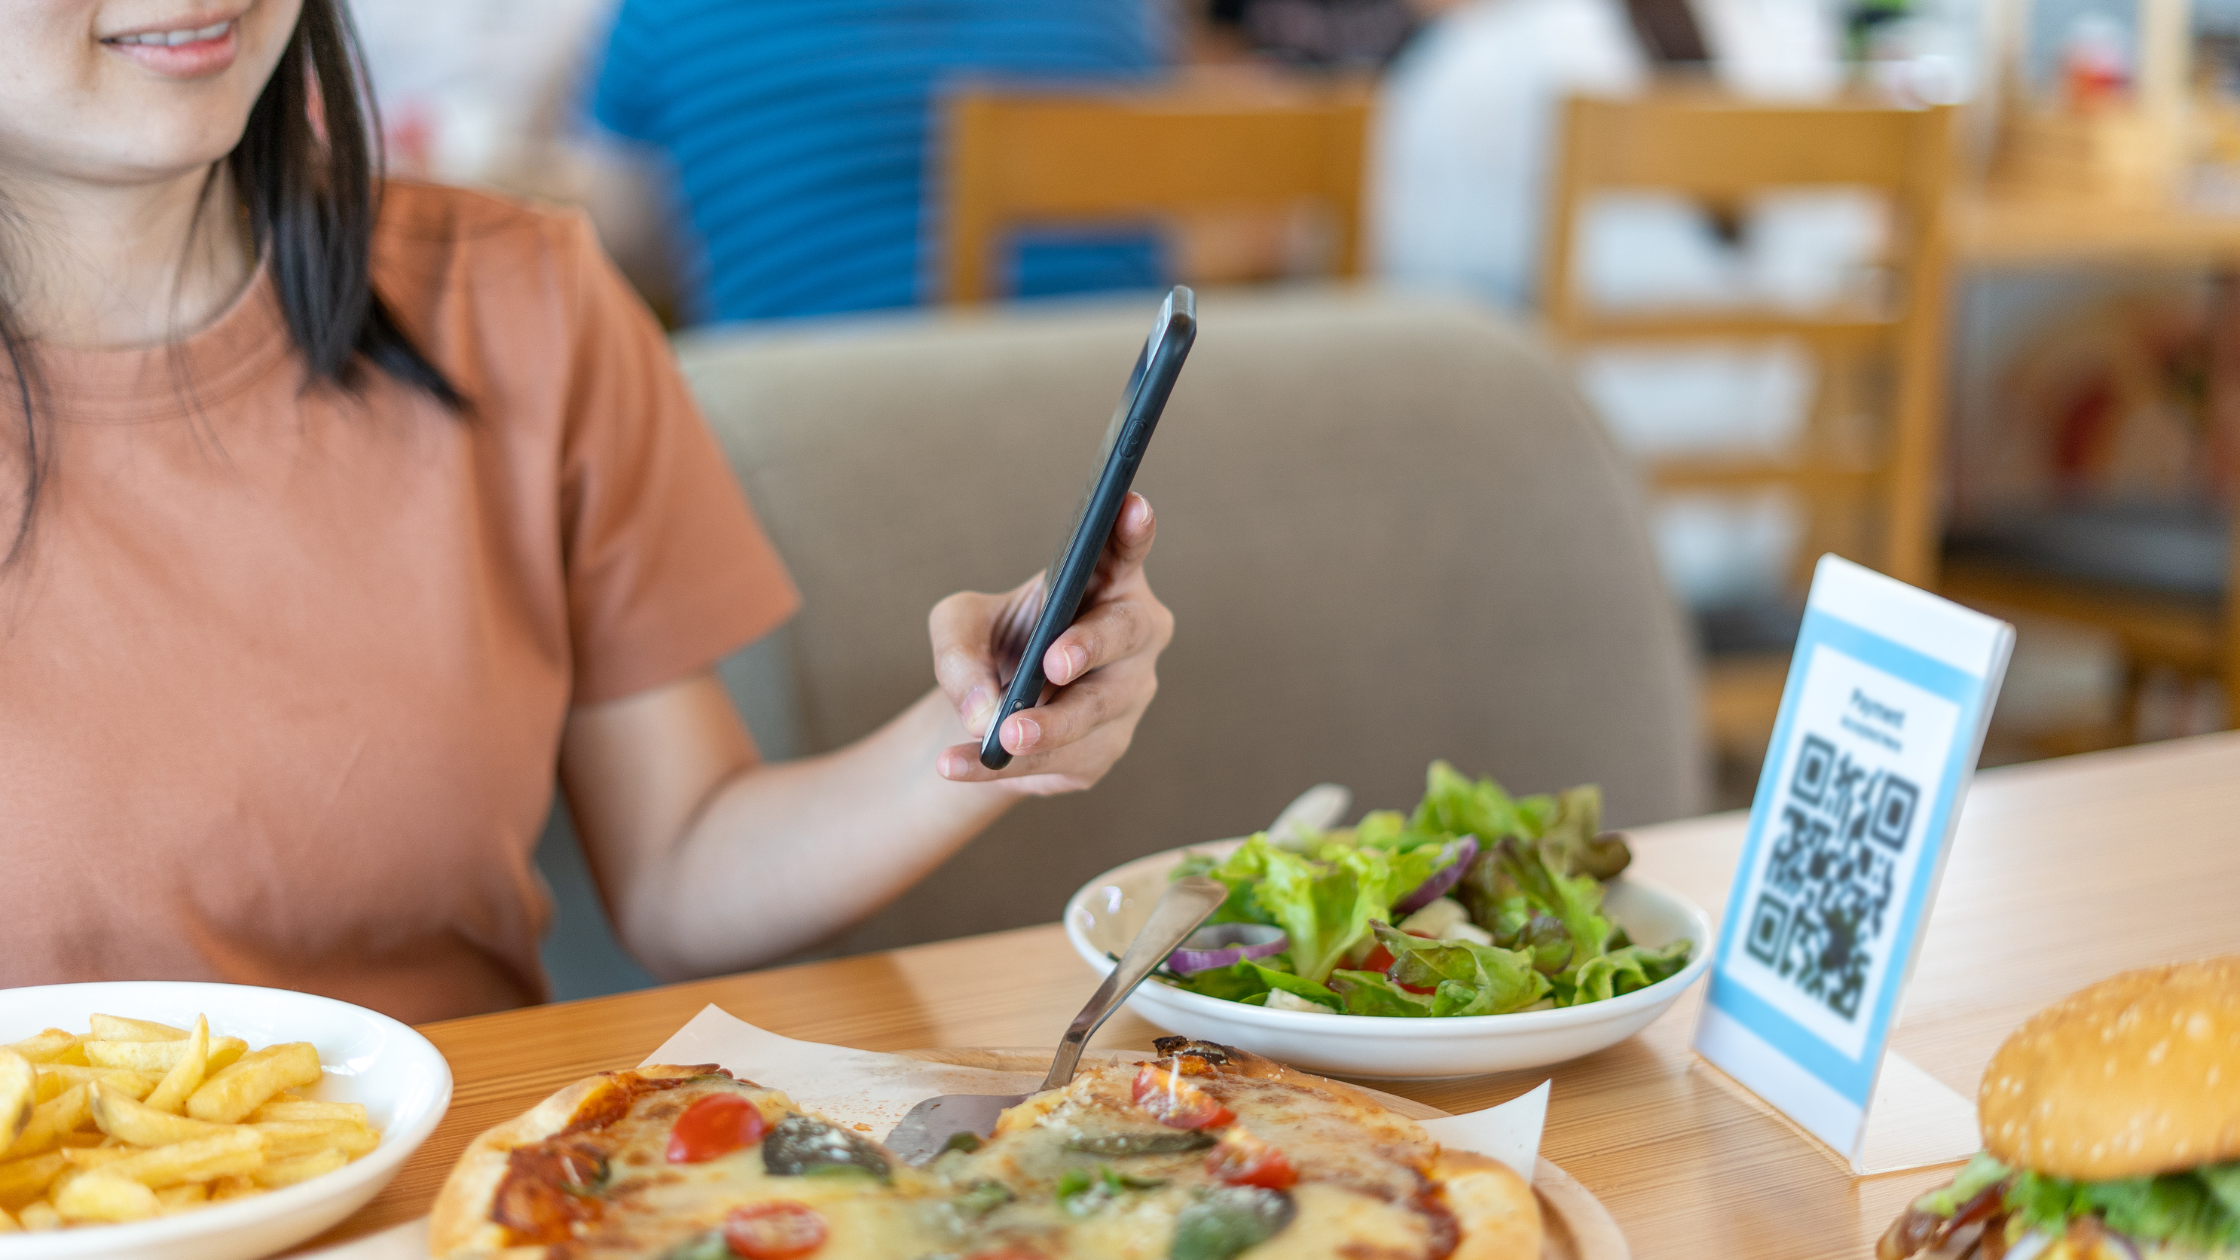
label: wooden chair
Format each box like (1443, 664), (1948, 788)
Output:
(1939, 535), (2237, 745)
(939, 78), (1370, 303)
(1542, 93), (1959, 757)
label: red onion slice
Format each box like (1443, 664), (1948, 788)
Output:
(1392, 835), (1480, 915)
(1166, 924), (1289, 975)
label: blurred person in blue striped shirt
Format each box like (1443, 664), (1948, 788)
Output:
(590, 1), (1176, 324)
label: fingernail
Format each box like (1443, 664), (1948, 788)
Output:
(964, 686), (994, 734)
(937, 752), (963, 779)
(1008, 715), (1040, 753)
(1065, 646), (1088, 682)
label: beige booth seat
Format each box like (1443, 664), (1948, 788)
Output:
(657, 288), (1705, 960)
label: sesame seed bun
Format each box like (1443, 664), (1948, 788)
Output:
(1978, 956), (2240, 1181)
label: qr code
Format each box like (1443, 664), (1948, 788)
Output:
(1741, 734), (1921, 1022)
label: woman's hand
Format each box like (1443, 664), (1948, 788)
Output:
(928, 492), (1172, 795)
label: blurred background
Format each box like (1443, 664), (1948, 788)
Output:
(344, 0), (2239, 997)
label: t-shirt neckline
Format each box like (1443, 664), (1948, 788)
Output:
(28, 262), (294, 425)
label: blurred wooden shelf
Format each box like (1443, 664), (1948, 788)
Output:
(1564, 312), (1892, 344)
(1950, 189), (2240, 268)
(1939, 558), (2223, 674)
(1652, 457), (1883, 494)
(1701, 653), (1792, 760)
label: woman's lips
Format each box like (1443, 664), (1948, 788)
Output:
(102, 20), (240, 79)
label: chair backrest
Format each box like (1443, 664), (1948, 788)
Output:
(675, 289), (1705, 957)
(941, 80), (1370, 303)
(1543, 93), (1957, 588)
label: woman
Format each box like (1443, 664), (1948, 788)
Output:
(0, 0), (1173, 1023)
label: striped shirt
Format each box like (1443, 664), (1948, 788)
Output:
(592, 1), (1170, 323)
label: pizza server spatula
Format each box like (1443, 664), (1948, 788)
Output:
(883, 873), (1228, 1164)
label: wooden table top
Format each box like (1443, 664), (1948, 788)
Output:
(1952, 188), (2240, 268)
(309, 731), (2240, 1259)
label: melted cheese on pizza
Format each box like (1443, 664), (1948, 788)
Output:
(450, 1045), (1508, 1260)
(940, 1043), (1459, 1260)
(486, 1074), (959, 1259)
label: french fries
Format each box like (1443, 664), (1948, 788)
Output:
(84, 1035), (248, 1075)
(0, 1015), (380, 1230)
(52, 1172), (159, 1224)
(6, 1031), (87, 1066)
(141, 1016), (209, 1115)
(87, 1015), (187, 1043)
(188, 1042), (321, 1124)
(92, 1086), (229, 1148)
(35, 1065), (155, 1101)
(0, 1051), (33, 1152)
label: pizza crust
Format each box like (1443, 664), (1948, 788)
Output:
(1433, 1149), (1543, 1260)
(427, 1065), (712, 1260)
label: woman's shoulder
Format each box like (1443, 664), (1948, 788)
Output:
(371, 179), (607, 330)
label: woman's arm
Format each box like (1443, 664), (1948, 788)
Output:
(559, 493), (1172, 981)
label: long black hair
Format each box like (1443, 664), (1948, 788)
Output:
(0, 0), (463, 565)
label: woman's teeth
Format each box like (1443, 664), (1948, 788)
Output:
(108, 20), (232, 46)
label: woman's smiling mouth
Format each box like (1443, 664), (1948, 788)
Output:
(100, 15), (242, 78)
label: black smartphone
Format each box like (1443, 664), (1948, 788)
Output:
(979, 285), (1197, 770)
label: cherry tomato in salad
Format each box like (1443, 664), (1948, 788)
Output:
(1359, 942), (1437, 994)
(1205, 1127), (1298, 1190)
(1131, 1065), (1235, 1131)
(724, 1201), (827, 1259)
(668, 1093), (768, 1164)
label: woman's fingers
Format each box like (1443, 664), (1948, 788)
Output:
(927, 591), (1007, 737)
(1102, 493), (1156, 571)
(1045, 495), (1167, 686)
(1011, 667), (1148, 756)
(936, 692), (1139, 789)
(927, 493), (1166, 788)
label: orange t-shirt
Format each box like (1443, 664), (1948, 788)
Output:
(0, 183), (799, 1024)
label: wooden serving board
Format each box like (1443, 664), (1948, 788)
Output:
(902, 1049), (1628, 1260)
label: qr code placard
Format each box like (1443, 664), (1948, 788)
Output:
(1727, 644), (1959, 1057)
(1742, 734), (1919, 1021)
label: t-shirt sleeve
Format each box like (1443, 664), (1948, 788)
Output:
(554, 213), (800, 706)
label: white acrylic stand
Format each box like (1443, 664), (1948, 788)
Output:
(1695, 1048), (1980, 1175)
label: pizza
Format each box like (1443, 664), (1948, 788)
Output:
(428, 1037), (1542, 1260)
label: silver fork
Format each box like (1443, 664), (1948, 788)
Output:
(882, 874), (1228, 1164)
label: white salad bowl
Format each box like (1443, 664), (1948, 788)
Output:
(1064, 840), (1713, 1079)
(0, 981), (452, 1260)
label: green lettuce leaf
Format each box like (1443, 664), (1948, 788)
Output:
(1915, 1152), (2011, 1217)
(1164, 957), (1342, 1011)
(1413, 761), (1528, 845)
(2084, 1175), (2224, 1245)
(1166, 960), (1273, 1004)
(2005, 1166), (2240, 1248)
(1372, 924), (1550, 1015)
(1327, 969), (1433, 1017)
(1534, 784), (1631, 880)
(1196, 836), (1449, 985)
(2005, 1170), (2087, 1232)
(2201, 1161), (2240, 1220)
(1565, 939), (1693, 1006)
(1250, 961), (1343, 1010)
(1173, 847), (1269, 926)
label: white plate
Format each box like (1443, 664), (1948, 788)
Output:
(1065, 840), (1712, 1079)
(0, 982), (451, 1260)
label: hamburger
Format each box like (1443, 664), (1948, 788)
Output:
(1880, 956), (2240, 1260)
